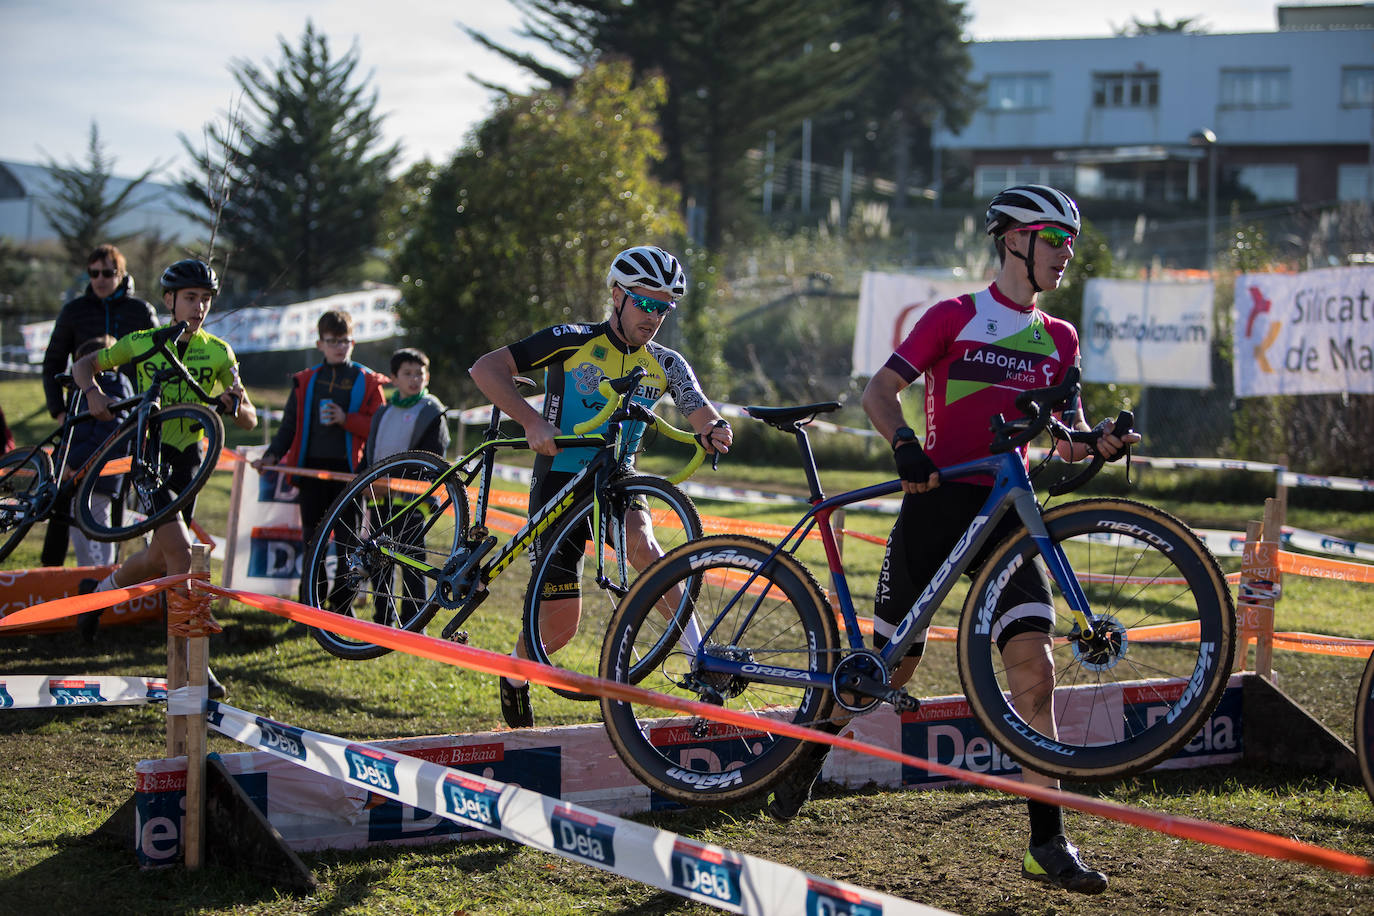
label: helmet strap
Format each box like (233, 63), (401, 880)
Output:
(1006, 233), (1043, 294)
(610, 289), (629, 340)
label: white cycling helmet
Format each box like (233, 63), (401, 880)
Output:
(606, 246), (687, 298)
(984, 184), (1081, 237)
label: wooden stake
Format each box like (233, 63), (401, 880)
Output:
(183, 543), (211, 870)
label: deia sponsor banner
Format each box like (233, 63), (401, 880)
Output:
(1235, 266), (1374, 396)
(1081, 278), (1213, 388)
(227, 445), (305, 593)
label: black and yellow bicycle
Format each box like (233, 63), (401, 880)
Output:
(300, 368), (707, 700)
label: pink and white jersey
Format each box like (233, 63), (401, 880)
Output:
(884, 282), (1081, 478)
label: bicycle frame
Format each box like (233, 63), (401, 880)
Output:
(691, 448), (1096, 696)
(358, 375), (705, 638)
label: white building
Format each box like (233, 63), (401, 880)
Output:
(936, 7), (1374, 206)
(0, 159), (203, 245)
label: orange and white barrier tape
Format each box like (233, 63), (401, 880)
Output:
(196, 582), (1372, 878)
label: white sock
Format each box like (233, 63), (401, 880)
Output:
(505, 649), (526, 688)
(95, 573), (119, 592)
(678, 615), (703, 656)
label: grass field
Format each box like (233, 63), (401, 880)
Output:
(1, 376), (1372, 915)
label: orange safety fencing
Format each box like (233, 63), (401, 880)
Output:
(1261, 549), (1374, 659)
(2, 572), (1372, 877)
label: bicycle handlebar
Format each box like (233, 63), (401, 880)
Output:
(1046, 409), (1134, 497)
(989, 366), (1084, 454)
(570, 368), (707, 485)
(988, 366), (1134, 496)
(132, 320), (232, 412)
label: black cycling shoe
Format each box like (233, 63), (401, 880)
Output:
(75, 578), (102, 644)
(206, 667), (227, 701)
(765, 741), (832, 821)
(499, 677), (533, 728)
(1022, 835), (1109, 895)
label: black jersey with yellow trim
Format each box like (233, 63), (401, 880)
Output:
(508, 320), (708, 473)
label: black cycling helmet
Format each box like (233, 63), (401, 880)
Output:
(984, 184), (1081, 238)
(160, 258), (220, 295)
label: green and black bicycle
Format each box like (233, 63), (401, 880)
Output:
(300, 368), (708, 700)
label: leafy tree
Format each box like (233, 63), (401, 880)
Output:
(39, 123), (164, 269)
(466, 0), (876, 248)
(180, 21), (399, 297)
(392, 61), (685, 400)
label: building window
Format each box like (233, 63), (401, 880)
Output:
(984, 73), (1051, 111)
(1220, 69), (1290, 108)
(975, 165), (1075, 199)
(1092, 71), (1159, 108)
(1342, 67), (1374, 107)
(1338, 164), (1371, 201)
(1235, 164), (1297, 203)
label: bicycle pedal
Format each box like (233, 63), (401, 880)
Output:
(890, 691), (921, 713)
(446, 630), (469, 644)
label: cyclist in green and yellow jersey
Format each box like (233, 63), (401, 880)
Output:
(72, 259), (257, 645)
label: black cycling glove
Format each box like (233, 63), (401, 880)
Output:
(894, 440), (938, 483)
(1085, 417), (1131, 462)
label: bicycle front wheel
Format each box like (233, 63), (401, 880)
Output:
(957, 497), (1235, 781)
(0, 447), (54, 563)
(75, 404), (224, 541)
(301, 450), (469, 660)
(524, 475), (702, 700)
(1357, 649), (1374, 807)
(600, 535), (839, 806)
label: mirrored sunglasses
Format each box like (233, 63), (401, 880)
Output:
(621, 288), (676, 315)
(1017, 223), (1076, 249)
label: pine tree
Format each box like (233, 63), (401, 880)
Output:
(39, 123), (164, 269)
(467, 0), (876, 248)
(180, 21), (399, 297)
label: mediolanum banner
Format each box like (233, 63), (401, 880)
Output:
(1234, 266), (1374, 397)
(1080, 279), (1214, 388)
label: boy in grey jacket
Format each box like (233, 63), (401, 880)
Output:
(366, 348), (449, 623)
(365, 348), (448, 464)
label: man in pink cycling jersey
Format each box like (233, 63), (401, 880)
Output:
(771, 185), (1138, 896)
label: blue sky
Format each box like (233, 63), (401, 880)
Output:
(0, 0), (1279, 178)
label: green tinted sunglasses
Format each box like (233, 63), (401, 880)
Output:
(619, 287), (677, 315)
(1017, 223), (1076, 249)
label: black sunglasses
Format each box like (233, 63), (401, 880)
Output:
(88, 268), (118, 279)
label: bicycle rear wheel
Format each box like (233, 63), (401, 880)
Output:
(524, 475), (702, 700)
(957, 497), (1235, 781)
(1357, 649), (1374, 807)
(0, 447), (54, 563)
(301, 450), (468, 660)
(600, 535), (839, 806)
(74, 404), (223, 541)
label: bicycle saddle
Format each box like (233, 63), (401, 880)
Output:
(744, 402), (840, 430)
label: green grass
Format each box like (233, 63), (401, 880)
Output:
(2, 377), (1373, 914)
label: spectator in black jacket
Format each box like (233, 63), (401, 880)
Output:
(40, 244), (156, 566)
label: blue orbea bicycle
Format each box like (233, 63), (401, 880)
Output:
(600, 368), (1236, 804)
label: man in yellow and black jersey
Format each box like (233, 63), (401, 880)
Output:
(73, 259), (257, 645)
(470, 245), (732, 727)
